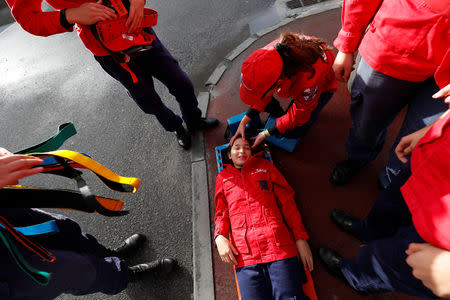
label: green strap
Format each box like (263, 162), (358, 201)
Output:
(0, 227), (51, 286)
(14, 123), (77, 154)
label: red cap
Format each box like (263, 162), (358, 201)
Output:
(239, 48), (283, 111)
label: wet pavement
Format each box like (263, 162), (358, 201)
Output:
(205, 7), (429, 300)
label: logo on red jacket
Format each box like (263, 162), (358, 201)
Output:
(321, 51), (328, 62)
(302, 86), (318, 101)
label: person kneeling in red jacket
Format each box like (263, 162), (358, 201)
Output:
(214, 137), (313, 300)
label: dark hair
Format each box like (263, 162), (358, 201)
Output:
(277, 32), (332, 78)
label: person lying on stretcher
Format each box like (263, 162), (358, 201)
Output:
(214, 137), (313, 300)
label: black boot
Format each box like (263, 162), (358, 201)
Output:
(317, 247), (346, 282)
(105, 234), (146, 259)
(175, 126), (191, 150)
(318, 247), (367, 295)
(187, 117), (219, 132)
(330, 158), (368, 186)
(330, 209), (361, 238)
(128, 258), (177, 282)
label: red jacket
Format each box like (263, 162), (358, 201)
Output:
(401, 112), (450, 251)
(249, 39), (337, 134)
(214, 155), (309, 268)
(6, 0), (110, 56)
(334, 0), (450, 87)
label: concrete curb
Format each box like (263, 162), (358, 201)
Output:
(191, 1), (342, 299)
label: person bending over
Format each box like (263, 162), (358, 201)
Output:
(230, 32), (337, 149)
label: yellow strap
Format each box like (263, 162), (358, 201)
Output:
(28, 150), (141, 193)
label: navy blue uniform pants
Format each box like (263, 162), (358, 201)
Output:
(0, 209), (128, 300)
(236, 256), (310, 300)
(340, 169), (437, 298)
(94, 28), (202, 132)
(283, 92), (333, 139)
(346, 58), (448, 188)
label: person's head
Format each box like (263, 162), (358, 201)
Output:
(227, 137), (252, 169)
(239, 32), (331, 107)
(277, 32), (331, 77)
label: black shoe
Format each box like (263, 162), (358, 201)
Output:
(128, 258), (177, 282)
(330, 158), (368, 186)
(175, 126), (192, 150)
(317, 247), (346, 282)
(330, 210), (360, 237)
(105, 234), (146, 259)
(188, 117), (219, 132)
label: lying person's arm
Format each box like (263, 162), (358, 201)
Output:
(213, 174), (236, 265)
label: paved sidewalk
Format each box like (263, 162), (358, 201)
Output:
(202, 4), (428, 300)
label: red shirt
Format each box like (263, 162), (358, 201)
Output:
(334, 0), (450, 87)
(249, 39), (337, 134)
(401, 112), (450, 250)
(6, 0), (110, 56)
(214, 155), (309, 268)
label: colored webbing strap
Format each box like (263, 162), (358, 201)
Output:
(0, 227), (51, 286)
(0, 220), (59, 236)
(14, 123), (76, 154)
(30, 150), (140, 193)
(0, 217), (55, 263)
(1, 186), (126, 216)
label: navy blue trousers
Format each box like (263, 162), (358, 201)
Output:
(94, 28), (202, 132)
(346, 58), (448, 188)
(340, 169), (437, 298)
(0, 209), (128, 300)
(236, 256), (310, 300)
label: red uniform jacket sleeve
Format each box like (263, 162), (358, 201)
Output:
(268, 161), (309, 240)
(435, 49), (450, 89)
(333, 0), (383, 53)
(213, 174), (231, 240)
(6, 0), (72, 37)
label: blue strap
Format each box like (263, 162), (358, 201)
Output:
(40, 153), (91, 167)
(0, 227), (51, 286)
(0, 220), (59, 236)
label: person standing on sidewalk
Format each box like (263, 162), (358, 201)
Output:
(0, 147), (176, 299)
(329, 0), (449, 188)
(214, 137), (313, 300)
(318, 86), (450, 298)
(6, 0), (218, 150)
(230, 32), (337, 149)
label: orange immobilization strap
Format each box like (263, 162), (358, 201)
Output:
(234, 268), (242, 300)
(302, 268), (318, 300)
(120, 62), (138, 83)
(110, 0), (128, 16)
